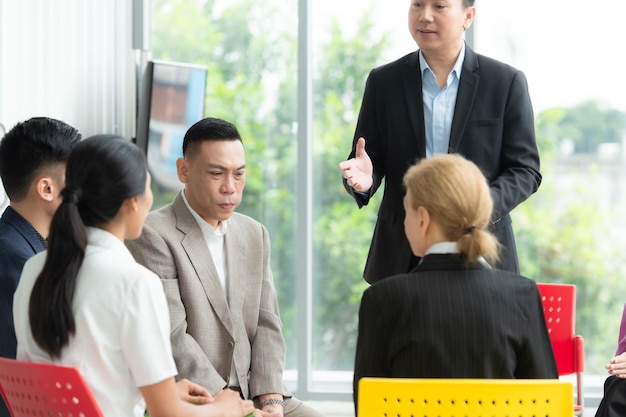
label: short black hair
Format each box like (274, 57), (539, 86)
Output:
(0, 117), (81, 201)
(182, 117), (242, 158)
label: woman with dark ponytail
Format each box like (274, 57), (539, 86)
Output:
(13, 135), (253, 417)
(352, 154), (558, 413)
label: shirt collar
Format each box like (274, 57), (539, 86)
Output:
(181, 190), (228, 237)
(425, 241), (459, 255)
(419, 41), (466, 79)
(424, 240), (492, 269)
(86, 226), (135, 261)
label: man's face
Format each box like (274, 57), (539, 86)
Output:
(177, 139), (246, 228)
(407, 0), (475, 56)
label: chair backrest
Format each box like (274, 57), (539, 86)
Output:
(0, 357), (104, 417)
(536, 283), (583, 375)
(357, 377), (573, 417)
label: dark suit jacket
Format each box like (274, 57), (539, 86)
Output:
(0, 207), (46, 359)
(0, 206), (46, 417)
(344, 45), (542, 283)
(352, 253), (558, 409)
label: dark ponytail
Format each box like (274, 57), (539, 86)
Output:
(29, 135), (147, 358)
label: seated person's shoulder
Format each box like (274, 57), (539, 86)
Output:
(230, 212), (269, 236)
(491, 270), (542, 296)
(0, 222), (38, 260)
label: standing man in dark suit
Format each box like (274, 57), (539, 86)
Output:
(0, 117), (81, 417)
(352, 154), (556, 413)
(338, 0), (541, 283)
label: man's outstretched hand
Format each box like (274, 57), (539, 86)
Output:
(338, 137), (373, 193)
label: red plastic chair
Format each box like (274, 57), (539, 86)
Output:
(0, 357), (104, 417)
(536, 283), (585, 416)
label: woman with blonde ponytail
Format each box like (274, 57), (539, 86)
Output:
(402, 152), (499, 266)
(353, 154), (557, 412)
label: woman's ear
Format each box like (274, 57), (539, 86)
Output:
(122, 195), (140, 213)
(417, 205), (430, 230)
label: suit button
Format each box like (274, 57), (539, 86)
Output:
(228, 342), (234, 349)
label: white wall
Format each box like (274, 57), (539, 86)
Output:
(0, 0), (137, 138)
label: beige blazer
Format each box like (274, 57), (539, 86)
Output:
(126, 191), (289, 400)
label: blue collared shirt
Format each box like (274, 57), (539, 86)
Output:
(420, 43), (465, 158)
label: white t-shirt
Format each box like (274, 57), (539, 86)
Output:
(13, 227), (177, 417)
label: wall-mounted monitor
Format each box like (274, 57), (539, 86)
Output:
(135, 60), (207, 190)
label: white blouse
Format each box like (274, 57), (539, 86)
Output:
(14, 227), (177, 417)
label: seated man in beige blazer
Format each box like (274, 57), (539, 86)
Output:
(126, 117), (324, 417)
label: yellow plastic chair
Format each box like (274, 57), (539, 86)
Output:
(358, 377), (573, 417)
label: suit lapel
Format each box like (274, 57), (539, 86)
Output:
(402, 52), (426, 154)
(224, 216), (246, 312)
(172, 193), (235, 335)
(449, 45), (479, 153)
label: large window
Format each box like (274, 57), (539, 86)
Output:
(148, 0), (304, 385)
(474, 0), (626, 379)
(308, 0), (413, 393)
(148, 0), (626, 405)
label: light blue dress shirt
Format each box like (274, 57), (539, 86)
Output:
(420, 43), (465, 158)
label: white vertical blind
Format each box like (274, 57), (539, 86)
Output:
(0, 0), (136, 138)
